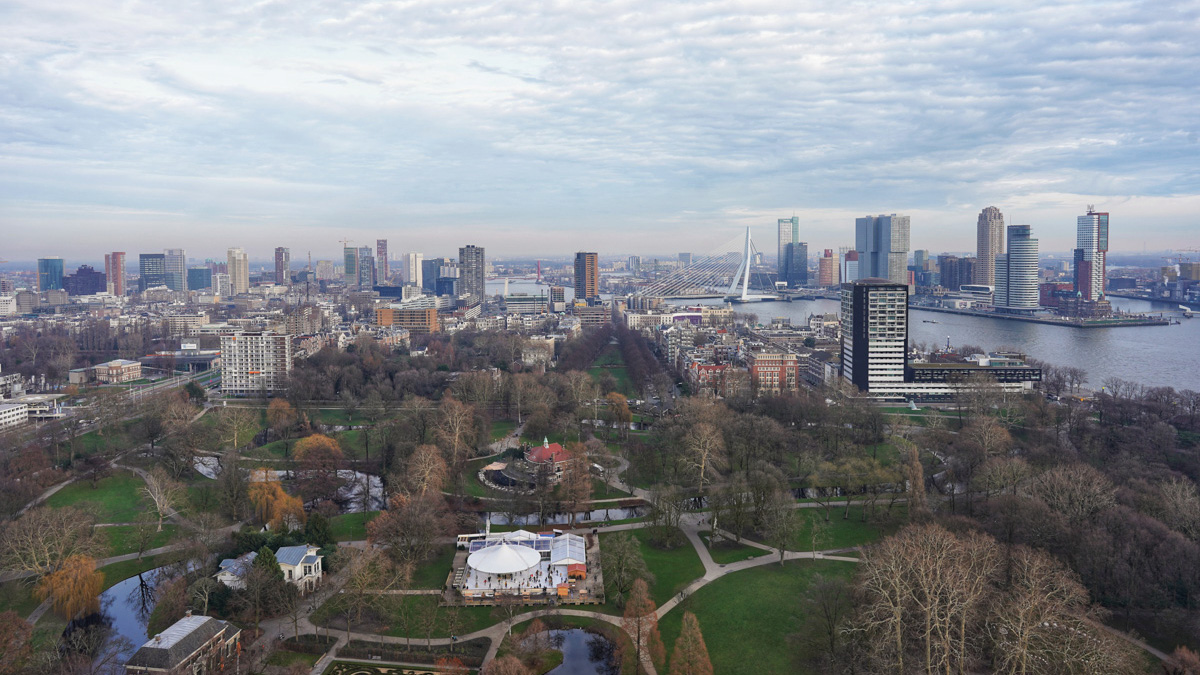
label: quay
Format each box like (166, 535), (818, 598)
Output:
(909, 304), (1174, 328)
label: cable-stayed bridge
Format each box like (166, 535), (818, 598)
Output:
(633, 227), (779, 303)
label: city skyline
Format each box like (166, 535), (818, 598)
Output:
(2, 2), (1199, 257)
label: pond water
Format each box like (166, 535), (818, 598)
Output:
(532, 628), (619, 675)
(87, 566), (171, 667)
(484, 506), (644, 527)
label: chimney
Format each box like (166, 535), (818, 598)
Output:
(185, 609), (192, 617)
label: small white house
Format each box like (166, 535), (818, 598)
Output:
(276, 544), (324, 594)
(214, 551), (257, 589)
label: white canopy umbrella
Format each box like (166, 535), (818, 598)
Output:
(467, 543), (541, 575)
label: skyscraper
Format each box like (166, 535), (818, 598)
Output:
(995, 225), (1039, 313)
(1074, 207), (1109, 301)
(343, 247), (358, 288)
(376, 240), (389, 283)
(458, 245), (485, 301)
(164, 248), (186, 292)
(138, 254), (166, 291)
(406, 252), (423, 288)
(777, 216), (799, 274)
(574, 252), (599, 304)
(840, 278), (908, 392)
(818, 250), (836, 287)
(227, 248), (249, 295)
(356, 247), (375, 289)
(627, 255), (641, 273)
(104, 252), (126, 296)
(854, 214), (910, 285)
(783, 242), (808, 287)
(37, 257), (64, 291)
(187, 267), (213, 291)
(274, 247), (291, 285)
(678, 252), (692, 266)
(422, 258), (447, 294)
(975, 206), (1004, 286)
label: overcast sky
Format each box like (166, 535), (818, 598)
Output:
(2, 0), (1199, 261)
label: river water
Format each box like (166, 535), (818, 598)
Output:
(491, 279), (1198, 391)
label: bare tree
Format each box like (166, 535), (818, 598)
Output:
(141, 467), (185, 531)
(0, 507), (104, 577)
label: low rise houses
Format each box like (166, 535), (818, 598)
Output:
(276, 544), (324, 593)
(125, 614), (241, 675)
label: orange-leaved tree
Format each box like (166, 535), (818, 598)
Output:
(669, 611), (713, 675)
(36, 555), (103, 621)
(622, 578), (665, 673)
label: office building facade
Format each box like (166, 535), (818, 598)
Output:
(841, 278), (908, 392)
(458, 245), (485, 301)
(274, 247), (290, 285)
(227, 248), (249, 295)
(37, 258), (64, 292)
(777, 216), (799, 274)
(63, 265), (106, 296)
(974, 206), (1004, 286)
(782, 242), (808, 287)
(854, 214), (910, 285)
(356, 247), (375, 290)
(421, 258), (447, 294)
(1074, 207), (1109, 301)
(187, 267), (213, 291)
(139, 254), (167, 291)
(818, 250), (837, 287)
(995, 225), (1040, 313)
(164, 248), (187, 292)
(574, 252), (599, 304)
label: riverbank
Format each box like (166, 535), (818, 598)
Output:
(909, 305), (1174, 328)
(1104, 291), (1200, 311)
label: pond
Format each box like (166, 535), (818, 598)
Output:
(484, 506), (644, 527)
(533, 628), (619, 675)
(85, 563), (189, 668)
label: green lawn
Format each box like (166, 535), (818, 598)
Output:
(313, 594), (496, 639)
(699, 533), (771, 565)
(267, 650), (321, 667)
(307, 408), (373, 427)
(0, 580), (41, 618)
(587, 345), (635, 396)
(598, 529), (706, 610)
(411, 545), (456, 590)
(590, 478), (631, 499)
(45, 471), (146, 523)
(785, 504), (909, 552)
(104, 524), (178, 556)
(490, 420), (518, 441)
(328, 511), (380, 542)
(659, 560), (858, 675)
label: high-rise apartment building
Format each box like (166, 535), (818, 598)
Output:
(274, 247), (291, 285)
(63, 265), (106, 296)
(314, 260), (335, 280)
(574, 252), (599, 304)
(343, 247), (358, 288)
(818, 250), (836, 287)
(777, 216), (799, 274)
(227, 248), (249, 295)
(628, 256), (641, 273)
(213, 273), (231, 297)
(406, 253), (423, 288)
(855, 214), (910, 285)
(104, 252), (126, 296)
(975, 206), (1004, 286)
(937, 255), (977, 291)
(1074, 207), (1109, 301)
(841, 278), (908, 392)
(458, 245), (486, 301)
(995, 225), (1039, 313)
(37, 257), (64, 291)
(376, 240), (389, 283)
(138, 254), (166, 291)
(164, 248), (187, 292)
(219, 332), (293, 395)
(678, 252), (693, 266)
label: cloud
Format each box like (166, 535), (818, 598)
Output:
(1, 0), (1198, 259)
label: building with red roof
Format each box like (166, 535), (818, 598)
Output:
(525, 437), (569, 475)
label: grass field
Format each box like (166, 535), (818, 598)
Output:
(307, 408), (373, 427)
(587, 345), (635, 396)
(328, 511), (380, 542)
(411, 546), (456, 589)
(597, 529), (706, 610)
(490, 420), (518, 441)
(590, 478), (631, 499)
(699, 533), (771, 565)
(308, 594), (496, 639)
(267, 650), (321, 668)
(659, 560), (858, 675)
(785, 504), (909, 552)
(104, 524), (178, 556)
(0, 580), (41, 618)
(45, 471), (146, 523)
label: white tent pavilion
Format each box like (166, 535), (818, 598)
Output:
(466, 542), (541, 576)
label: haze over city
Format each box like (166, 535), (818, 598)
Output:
(3, 0), (1200, 258)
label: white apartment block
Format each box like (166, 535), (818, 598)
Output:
(0, 403), (29, 429)
(219, 331), (293, 396)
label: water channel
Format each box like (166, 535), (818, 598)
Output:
(530, 628), (619, 675)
